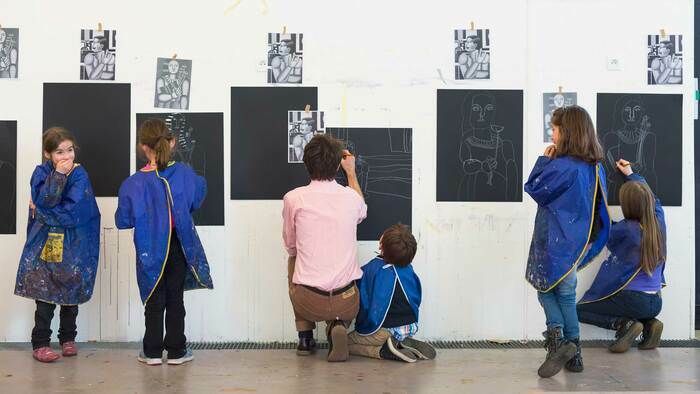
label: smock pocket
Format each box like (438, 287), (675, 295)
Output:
(40, 229), (65, 263)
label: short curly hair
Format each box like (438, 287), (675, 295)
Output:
(380, 224), (417, 267)
(303, 134), (343, 181)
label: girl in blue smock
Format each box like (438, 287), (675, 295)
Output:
(15, 127), (100, 363)
(524, 106), (610, 378)
(577, 158), (666, 353)
(116, 119), (213, 366)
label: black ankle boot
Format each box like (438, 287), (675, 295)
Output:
(564, 338), (583, 372)
(296, 332), (316, 356)
(537, 327), (576, 378)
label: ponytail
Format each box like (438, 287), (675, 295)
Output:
(138, 119), (173, 171)
(619, 181), (665, 275)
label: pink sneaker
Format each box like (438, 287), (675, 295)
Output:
(62, 342), (78, 357)
(33, 347), (61, 363)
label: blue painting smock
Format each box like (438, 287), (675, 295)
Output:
(580, 173), (666, 303)
(14, 162), (101, 305)
(525, 156), (611, 292)
(355, 257), (421, 335)
(115, 162), (213, 304)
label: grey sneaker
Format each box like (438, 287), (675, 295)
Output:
(401, 337), (437, 360)
(137, 351), (163, 366)
(167, 349), (194, 365)
(380, 337), (417, 363)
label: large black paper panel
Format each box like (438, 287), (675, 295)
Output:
(136, 113), (224, 226)
(597, 93), (682, 206)
(0, 120), (17, 234)
(328, 128), (412, 241)
(437, 89), (523, 202)
(43, 83), (130, 197)
(230, 87), (318, 199)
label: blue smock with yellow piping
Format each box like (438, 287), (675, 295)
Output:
(14, 162), (101, 305)
(524, 155), (611, 292)
(579, 173), (666, 304)
(115, 162), (213, 304)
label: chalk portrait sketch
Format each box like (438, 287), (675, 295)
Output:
(154, 57), (192, 110)
(601, 95), (658, 201)
(288, 110), (324, 163)
(454, 29), (490, 80)
(0, 27), (18, 79)
(331, 128), (412, 201)
(268, 33), (303, 84)
(80, 29), (116, 80)
(458, 93), (518, 200)
(648, 34), (682, 85)
(543, 92), (576, 142)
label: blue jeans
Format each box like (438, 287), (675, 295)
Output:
(538, 270), (579, 340)
(577, 290), (662, 330)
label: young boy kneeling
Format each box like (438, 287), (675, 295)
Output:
(348, 224), (436, 362)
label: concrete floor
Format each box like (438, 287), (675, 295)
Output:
(0, 346), (699, 393)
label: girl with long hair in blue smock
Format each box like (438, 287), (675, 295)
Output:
(14, 127), (100, 363)
(577, 158), (666, 353)
(116, 119), (213, 366)
(524, 106), (610, 378)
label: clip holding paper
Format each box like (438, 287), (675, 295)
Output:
(558, 86), (563, 94)
(283, 25), (287, 35)
(660, 29), (667, 39)
(304, 104), (311, 113)
(97, 22), (103, 32)
(172, 53), (178, 60)
(469, 21), (475, 30)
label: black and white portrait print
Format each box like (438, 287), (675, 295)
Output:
(543, 92), (576, 143)
(80, 29), (116, 81)
(0, 27), (19, 79)
(268, 33), (303, 84)
(647, 34), (682, 85)
(288, 110), (324, 163)
(454, 29), (490, 80)
(154, 57), (192, 110)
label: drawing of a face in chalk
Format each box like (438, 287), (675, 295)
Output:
(458, 93), (518, 201)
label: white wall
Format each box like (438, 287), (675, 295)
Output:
(0, 0), (694, 342)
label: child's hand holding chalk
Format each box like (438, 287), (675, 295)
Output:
(616, 158), (633, 176)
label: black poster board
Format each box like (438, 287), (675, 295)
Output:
(437, 89), (523, 202)
(328, 128), (412, 241)
(230, 87), (318, 199)
(0, 120), (17, 234)
(43, 83), (131, 197)
(597, 93), (682, 206)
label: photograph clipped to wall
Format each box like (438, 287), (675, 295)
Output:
(80, 29), (116, 81)
(454, 29), (490, 80)
(288, 110), (324, 163)
(154, 57), (192, 110)
(0, 27), (18, 79)
(543, 92), (576, 143)
(267, 33), (303, 84)
(647, 33), (682, 85)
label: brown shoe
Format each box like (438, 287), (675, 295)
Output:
(638, 319), (663, 350)
(326, 321), (348, 362)
(609, 319), (643, 353)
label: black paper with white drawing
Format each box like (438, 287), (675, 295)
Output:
(543, 92), (576, 143)
(329, 127), (412, 241)
(80, 29), (116, 80)
(268, 33), (303, 84)
(288, 110), (325, 163)
(136, 113), (224, 226)
(647, 34), (682, 85)
(437, 89), (523, 202)
(154, 57), (192, 110)
(454, 29), (490, 80)
(597, 93), (682, 206)
(0, 27), (18, 79)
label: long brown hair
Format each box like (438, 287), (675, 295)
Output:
(619, 181), (665, 275)
(42, 127), (78, 160)
(138, 119), (173, 171)
(551, 105), (604, 163)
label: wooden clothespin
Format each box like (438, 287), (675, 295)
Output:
(660, 29), (667, 39)
(97, 22), (103, 32)
(282, 25), (287, 35)
(304, 104), (311, 113)
(172, 53), (178, 60)
(558, 86), (563, 94)
(469, 21), (475, 31)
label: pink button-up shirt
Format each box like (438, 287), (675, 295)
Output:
(283, 180), (367, 291)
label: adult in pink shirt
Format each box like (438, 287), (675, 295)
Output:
(283, 134), (366, 362)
